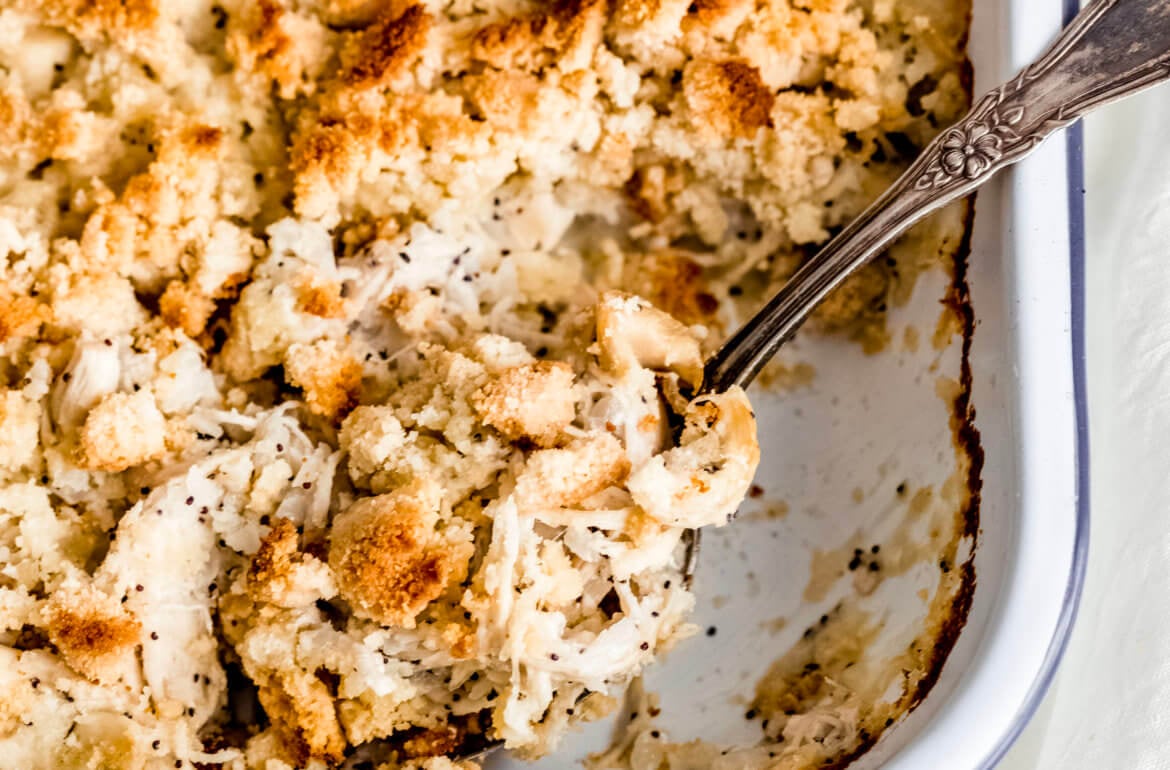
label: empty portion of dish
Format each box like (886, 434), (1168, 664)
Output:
(0, 0), (968, 767)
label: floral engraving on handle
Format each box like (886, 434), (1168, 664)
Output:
(914, 103), (1025, 190)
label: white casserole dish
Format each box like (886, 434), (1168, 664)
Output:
(490, 0), (1088, 767)
(862, 0), (1088, 766)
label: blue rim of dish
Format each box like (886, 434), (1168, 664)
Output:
(977, 0), (1092, 765)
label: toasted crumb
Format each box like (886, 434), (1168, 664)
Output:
(77, 390), (168, 472)
(249, 518), (337, 607)
(472, 361), (576, 447)
(471, 0), (606, 71)
(382, 288), (442, 335)
(0, 284), (49, 345)
(684, 0), (753, 29)
(0, 0), (970, 763)
(514, 432), (630, 509)
(46, 583), (141, 683)
(401, 724), (462, 758)
(284, 340), (363, 419)
(249, 520), (300, 592)
(296, 274), (346, 318)
(259, 672), (347, 765)
(339, 4), (432, 90)
(51, 272), (145, 338)
(229, 0), (331, 98)
(0, 391), (40, 475)
(684, 59), (775, 139)
(38, 0), (160, 37)
(329, 482), (473, 627)
(159, 280), (216, 337)
(440, 619), (478, 660)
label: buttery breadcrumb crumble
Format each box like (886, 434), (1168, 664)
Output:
(0, 0), (969, 767)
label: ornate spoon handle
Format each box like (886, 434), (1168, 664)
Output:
(703, 0), (1170, 394)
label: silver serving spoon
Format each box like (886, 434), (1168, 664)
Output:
(680, 0), (1170, 586)
(458, 0), (1170, 761)
(703, 0), (1170, 393)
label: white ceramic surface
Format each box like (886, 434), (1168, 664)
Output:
(488, 0), (1087, 767)
(864, 1), (1087, 766)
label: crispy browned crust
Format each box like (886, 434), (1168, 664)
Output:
(815, 199), (981, 770)
(293, 121), (354, 179)
(182, 124), (225, 153)
(683, 0), (750, 28)
(0, 0), (977, 763)
(46, 588), (141, 683)
(401, 724), (462, 758)
(328, 488), (468, 626)
(0, 285), (49, 345)
(36, 0), (159, 36)
(248, 0), (291, 64)
(232, 0), (310, 96)
(471, 0), (606, 71)
(684, 59), (774, 139)
(248, 518), (299, 597)
(295, 274), (346, 318)
(285, 342), (364, 420)
(159, 280), (216, 338)
(339, 4), (432, 90)
(471, 361), (577, 447)
(258, 673), (346, 765)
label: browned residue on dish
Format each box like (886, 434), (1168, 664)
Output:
(755, 360), (817, 392)
(750, 603), (892, 761)
(932, 303), (964, 350)
(803, 533), (866, 603)
(641, 11), (983, 762)
(827, 187), (982, 770)
(739, 498), (790, 522)
(904, 167), (984, 725)
(800, 473), (963, 603)
(778, 194), (981, 766)
(759, 616), (788, 634)
(903, 324), (921, 352)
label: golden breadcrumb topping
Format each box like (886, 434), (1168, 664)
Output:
(514, 432), (632, 510)
(328, 481), (474, 627)
(284, 339), (365, 419)
(77, 390), (168, 472)
(258, 672), (348, 764)
(45, 582), (141, 684)
(471, 361), (577, 447)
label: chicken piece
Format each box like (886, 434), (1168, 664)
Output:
(595, 291), (703, 386)
(627, 387), (759, 528)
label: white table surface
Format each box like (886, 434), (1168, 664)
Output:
(997, 83), (1170, 769)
